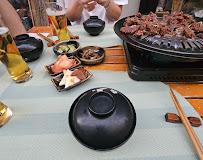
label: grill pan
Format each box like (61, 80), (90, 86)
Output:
(114, 15), (203, 62)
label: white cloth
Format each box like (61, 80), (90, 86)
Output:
(65, 0), (128, 25)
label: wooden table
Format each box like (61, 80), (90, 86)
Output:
(28, 26), (203, 119)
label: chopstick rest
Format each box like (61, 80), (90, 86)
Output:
(165, 113), (202, 127)
(188, 117), (202, 127)
(165, 113), (181, 123)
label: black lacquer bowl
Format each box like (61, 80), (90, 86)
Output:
(15, 34), (44, 62)
(69, 87), (136, 150)
(83, 16), (105, 36)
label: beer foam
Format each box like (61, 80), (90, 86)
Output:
(0, 27), (8, 35)
(46, 8), (66, 16)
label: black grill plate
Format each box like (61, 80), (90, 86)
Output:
(114, 15), (203, 62)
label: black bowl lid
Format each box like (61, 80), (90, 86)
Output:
(83, 16), (105, 27)
(14, 34), (43, 53)
(69, 87), (136, 150)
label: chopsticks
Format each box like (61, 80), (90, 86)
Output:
(67, 27), (79, 39)
(37, 29), (78, 41)
(170, 88), (203, 159)
(36, 32), (56, 45)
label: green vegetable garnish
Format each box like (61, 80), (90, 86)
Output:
(61, 45), (70, 52)
(68, 45), (76, 53)
(57, 44), (76, 53)
(57, 48), (63, 53)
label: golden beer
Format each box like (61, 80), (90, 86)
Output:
(46, 8), (70, 41)
(0, 27), (33, 83)
(0, 102), (12, 127)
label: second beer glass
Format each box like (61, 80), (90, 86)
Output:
(0, 26), (33, 83)
(44, 0), (70, 41)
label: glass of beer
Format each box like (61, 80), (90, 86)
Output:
(0, 102), (12, 127)
(44, 0), (70, 41)
(0, 27), (33, 83)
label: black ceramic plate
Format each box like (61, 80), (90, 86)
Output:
(69, 87), (136, 150)
(45, 56), (81, 76)
(76, 46), (105, 65)
(51, 66), (93, 92)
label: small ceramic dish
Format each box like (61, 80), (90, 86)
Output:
(53, 40), (80, 56)
(51, 66), (93, 92)
(45, 56), (81, 76)
(76, 46), (105, 65)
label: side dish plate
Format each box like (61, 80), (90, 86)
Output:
(76, 46), (105, 65)
(51, 66), (93, 92)
(45, 56), (81, 76)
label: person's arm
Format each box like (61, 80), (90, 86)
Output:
(0, 0), (26, 37)
(95, 0), (123, 21)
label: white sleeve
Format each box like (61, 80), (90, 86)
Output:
(114, 0), (128, 5)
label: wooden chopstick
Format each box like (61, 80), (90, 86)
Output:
(170, 88), (203, 159)
(67, 27), (79, 39)
(36, 32), (56, 44)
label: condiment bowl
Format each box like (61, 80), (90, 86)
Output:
(69, 87), (136, 150)
(53, 40), (80, 56)
(76, 46), (105, 65)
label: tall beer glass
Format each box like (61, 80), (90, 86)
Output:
(0, 17), (33, 83)
(0, 102), (12, 127)
(44, 0), (70, 41)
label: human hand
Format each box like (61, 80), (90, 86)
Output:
(93, 0), (110, 8)
(81, 0), (97, 12)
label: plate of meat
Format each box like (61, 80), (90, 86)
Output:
(51, 66), (93, 92)
(45, 55), (81, 76)
(114, 12), (203, 62)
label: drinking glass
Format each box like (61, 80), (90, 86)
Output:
(0, 16), (33, 83)
(44, 0), (70, 41)
(0, 102), (12, 127)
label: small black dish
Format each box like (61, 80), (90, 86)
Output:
(69, 87), (136, 150)
(45, 56), (81, 76)
(14, 34), (44, 62)
(51, 66), (93, 92)
(53, 40), (80, 56)
(83, 16), (105, 36)
(76, 46), (105, 65)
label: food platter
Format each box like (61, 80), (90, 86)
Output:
(45, 56), (81, 76)
(51, 66), (92, 92)
(114, 15), (203, 62)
